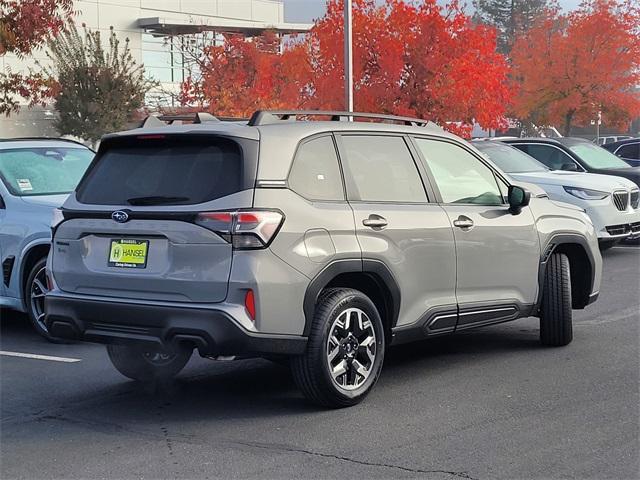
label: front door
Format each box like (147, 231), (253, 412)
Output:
(412, 138), (540, 329)
(336, 134), (458, 333)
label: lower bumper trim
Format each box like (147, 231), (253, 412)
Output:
(45, 294), (307, 357)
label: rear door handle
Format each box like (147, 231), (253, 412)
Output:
(453, 216), (474, 229)
(362, 215), (388, 228)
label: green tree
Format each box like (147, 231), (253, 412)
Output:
(42, 22), (156, 143)
(473, 0), (550, 54)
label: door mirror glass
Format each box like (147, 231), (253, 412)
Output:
(508, 185), (530, 214)
(561, 162), (579, 171)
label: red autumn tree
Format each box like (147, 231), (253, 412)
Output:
(180, 0), (511, 136)
(510, 0), (640, 135)
(179, 31), (311, 116)
(0, 0), (74, 115)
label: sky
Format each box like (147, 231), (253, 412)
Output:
(283, 0), (583, 23)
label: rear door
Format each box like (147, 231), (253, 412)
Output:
(336, 133), (457, 332)
(412, 137), (540, 327)
(52, 134), (257, 303)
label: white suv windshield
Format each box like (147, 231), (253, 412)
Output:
(0, 147), (93, 196)
(568, 143), (631, 169)
(476, 143), (548, 173)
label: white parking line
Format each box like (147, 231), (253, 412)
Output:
(0, 351), (81, 363)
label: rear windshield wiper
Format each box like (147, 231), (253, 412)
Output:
(126, 196), (190, 206)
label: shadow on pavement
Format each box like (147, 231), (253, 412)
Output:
(0, 309), (35, 344)
(5, 321), (546, 429)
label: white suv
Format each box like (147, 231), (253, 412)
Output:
(474, 141), (640, 249)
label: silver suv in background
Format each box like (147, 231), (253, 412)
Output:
(0, 138), (94, 339)
(45, 111), (602, 407)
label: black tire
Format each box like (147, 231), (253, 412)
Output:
(540, 253), (573, 347)
(24, 257), (58, 341)
(291, 288), (385, 408)
(106, 344), (192, 382)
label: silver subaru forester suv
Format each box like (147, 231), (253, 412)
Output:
(45, 111), (602, 407)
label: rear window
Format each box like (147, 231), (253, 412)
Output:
(77, 136), (254, 206)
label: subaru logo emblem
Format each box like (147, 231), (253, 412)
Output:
(111, 210), (129, 223)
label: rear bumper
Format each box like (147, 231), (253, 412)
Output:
(44, 293), (307, 357)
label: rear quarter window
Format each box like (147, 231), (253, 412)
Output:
(76, 135), (256, 205)
(288, 136), (344, 201)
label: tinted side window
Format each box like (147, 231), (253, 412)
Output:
(415, 139), (503, 205)
(340, 135), (427, 202)
(515, 144), (575, 170)
(618, 143), (639, 160)
(288, 136), (344, 201)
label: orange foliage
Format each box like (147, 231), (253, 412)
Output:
(180, 0), (512, 137)
(510, 0), (640, 135)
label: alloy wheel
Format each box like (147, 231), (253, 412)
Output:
(29, 266), (50, 334)
(326, 307), (377, 391)
(143, 351), (177, 366)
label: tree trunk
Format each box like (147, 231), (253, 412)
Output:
(563, 111), (574, 136)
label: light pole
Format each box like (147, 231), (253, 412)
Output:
(344, 0), (353, 113)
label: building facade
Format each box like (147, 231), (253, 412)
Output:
(1, 0), (310, 137)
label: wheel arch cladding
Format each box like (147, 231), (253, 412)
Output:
(303, 259), (401, 341)
(21, 244), (50, 306)
(540, 236), (594, 310)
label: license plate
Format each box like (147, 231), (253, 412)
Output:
(108, 239), (149, 269)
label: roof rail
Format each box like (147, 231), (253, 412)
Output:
(248, 110), (432, 127)
(140, 112), (221, 127)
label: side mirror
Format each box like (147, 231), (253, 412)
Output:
(561, 162), (578, 171)
(508, 185), (531, 215)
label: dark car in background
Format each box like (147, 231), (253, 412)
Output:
(602, 138), (640, 167)
(502, 137), (640, 188)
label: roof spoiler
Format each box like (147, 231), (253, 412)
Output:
(139, 112), (221, 127)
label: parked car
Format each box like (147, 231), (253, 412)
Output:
(0, 138), (94, 339)
(601, 138), (640, 167)
(595, 135), (632, 146)
(473, 141), (640, 249)
(45, 111), (601, 407)
(502, 137), (640, 188)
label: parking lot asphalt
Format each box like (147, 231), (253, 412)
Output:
(1, 246), (638, 480)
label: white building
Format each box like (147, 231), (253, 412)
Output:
(1, 0), (311, 137)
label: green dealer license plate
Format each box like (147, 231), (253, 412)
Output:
(108, 239), (149, 268)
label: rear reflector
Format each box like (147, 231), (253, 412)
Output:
(245, 289), (256, 321)
(195, 210), (284, 249)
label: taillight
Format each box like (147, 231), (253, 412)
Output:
(195, 210), (284, 249)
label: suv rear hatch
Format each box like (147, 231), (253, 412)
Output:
(52, 133), (258, 303)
